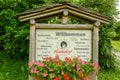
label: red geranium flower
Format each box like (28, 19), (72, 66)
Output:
(63, 74), (70, 80)
(65, 57), (71, 62)
(84, 76), (88, 80)
(78, 70), (83, 78)
(54, 77), (60, 80)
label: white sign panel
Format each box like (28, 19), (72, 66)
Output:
(36, 29), (92, 61)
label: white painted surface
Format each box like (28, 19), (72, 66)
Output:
(36, 29), (92, 61)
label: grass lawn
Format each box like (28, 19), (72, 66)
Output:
(0, 52), (28, 80)
(0, 60), (28, 80)
(111, 40), (120, 52)
(98, 69), (120, 80)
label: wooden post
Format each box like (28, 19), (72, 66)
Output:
(93, 21), (100, 63)
(92, 21), (100, 80)
(62, 10), (68, 24)
(29, 19), (36, 62)
(29, 19), (36, 80)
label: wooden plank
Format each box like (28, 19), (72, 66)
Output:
(66, 5), (110, 22)
(19, 6), (65, 19)
(67, 3), (111, 20)
(36, 24), (93, 30)
(68, 9), (110, 24)
(69, 15), (93, 23)
(17, 4), (62, 16)
(19, 9), (64, 22)
(18, 5), (110, 24)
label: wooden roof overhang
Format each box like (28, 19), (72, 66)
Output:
(17, 2), (111, 24)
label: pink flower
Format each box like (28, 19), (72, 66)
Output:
(84, 76), (88, 80)
(76, 64), (80, 71)
(55, 54), (59, 59)
(76, 56), (80, 61)
(28, 62), (33, 67)
(50, 75), (54, 79)
(30, 68), (39, 74)
(42, 72), (48, 77)
(49, 68), (53, 72)
(81, 60), (85, 64)
(32, 62), (39, 65)
(61, 71), (64, 75)
(92, 63), (99, 73)
(29, 62), (44, 67)
(76, 67), (80, 71)
(38, 62), (44, 67)
(79, 59), (85, 64)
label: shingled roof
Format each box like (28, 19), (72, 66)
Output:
(17, 2), (111, 24)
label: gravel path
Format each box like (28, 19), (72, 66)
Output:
(113, 52), (120, 67)
(114, 52), (120, 60)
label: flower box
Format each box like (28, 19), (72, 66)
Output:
(28, 56), (99, 80)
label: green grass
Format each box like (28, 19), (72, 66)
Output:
(111, 40), (120, 52)
(0, 52), (28, 80)
(98, 69), (120, 80)
(0, 60), (28, 80)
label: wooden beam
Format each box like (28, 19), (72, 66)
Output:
(94, 21), (101, 27)
(19, 9), (64, 22)
(62, 10), (68, 24)
(92, 21), (100, 80)
(66, 5), (110, 22)
(93, 22), (99, 70)
(29, 19), (36, 62)
(29, 19), (36, 80)
(19, 6), (65, 20)
(18, 6), (110, 24)
(68, 9), (110, 24)
(93, 22), (99, 64)
(36, 24), (93, 30)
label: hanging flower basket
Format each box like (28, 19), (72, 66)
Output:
(28, 56), (99, 80)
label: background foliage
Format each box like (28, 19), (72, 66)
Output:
(0, 0), (118, 70)
(114, 21), (120, 40)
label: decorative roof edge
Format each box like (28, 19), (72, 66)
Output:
(17, 2), (112, 24)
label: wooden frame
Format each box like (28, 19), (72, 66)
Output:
(17, 2), (111, 24)
(36, 24), (93, 29)
(29, 21), (99, 80)
(35, 23), (98, 62)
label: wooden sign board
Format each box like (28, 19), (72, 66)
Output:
(17, 2), (110, 80)
(29, 23), (98, 62)
(29, 23), (98, 80)
(36, 29), (92, 61)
